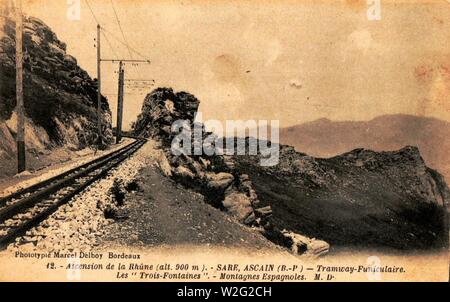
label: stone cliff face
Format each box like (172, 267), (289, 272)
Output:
(134, 87), (449, 252)
(0, 15), (112, 161)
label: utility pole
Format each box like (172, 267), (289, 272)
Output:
(116, 61), (124, 144)
(15, 0), (25, 173)
(96, 24), (102, 141)
(100, 58), (150, 143)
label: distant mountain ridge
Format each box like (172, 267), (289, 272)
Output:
(280, 114), (450, 182)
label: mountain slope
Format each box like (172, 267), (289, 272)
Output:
(133, 88), (449, 251)
(280, 115), (450, 182)
(234, 144), (449, 250)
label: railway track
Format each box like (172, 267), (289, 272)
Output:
(0, 138), (146, 249)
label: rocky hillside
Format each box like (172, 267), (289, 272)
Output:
(133, 88), (263, 225)
(280, 115), (450, 183)
(0, 13), (112, 175)
(133, 87), (449, 252)
(133, 88), (329, 256)
(234, 144), (449, 250)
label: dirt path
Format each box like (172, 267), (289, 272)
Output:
(100, 142), (279, 250)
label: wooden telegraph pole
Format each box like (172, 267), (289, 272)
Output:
(96, 24), (102, 142)
(100, 59), (150, 144)
(15, 0), (25, 173)
(116, 61), (124, 143)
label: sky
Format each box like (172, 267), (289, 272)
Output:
(21, 0), (450, 130)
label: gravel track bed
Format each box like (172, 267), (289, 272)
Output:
(7, 141), (150, 253)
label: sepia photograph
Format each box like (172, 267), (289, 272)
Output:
(0, 0), (448, 286)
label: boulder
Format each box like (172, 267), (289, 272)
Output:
(71, 76), (83, 84)
(281, 230), (329, 257)
(206, 172), (234, 191)
(222, 192), (254, 223)
(222, 155), (236, 170)
(173, 165), (195, 181)
(0, 122), (15, 155)
(254, 206), (272, 217)
(155, 149), (173, 177)
(238, 175), (259, 204)
(199, 157), (210, 169)
(243, 212), (256, 225)
(190, 160), (205, 178)
(63, 54), (77, 65)
(307, 239), (330, 257)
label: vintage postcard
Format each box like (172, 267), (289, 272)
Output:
(0, 0), (448, 285)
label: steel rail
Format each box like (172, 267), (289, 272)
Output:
(0, 138), (146, 249)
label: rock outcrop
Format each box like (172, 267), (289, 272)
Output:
(234, 143), (450, 250)
(133, 88), (266, 224)
(133, 87), (327, 256)
(281, 230), (330, 257)
(0, 14), (113, 169)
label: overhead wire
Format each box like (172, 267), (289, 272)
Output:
(86, 0), (152, 96)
